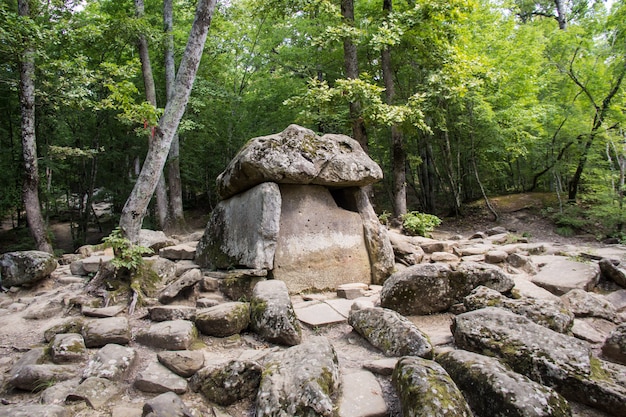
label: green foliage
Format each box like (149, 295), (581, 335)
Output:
(401, 211), (442, 237)
(102, 228), (153, 271)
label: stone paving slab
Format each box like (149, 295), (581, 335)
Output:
(294, 301), (346, 326)
(338, 370), (387, 417)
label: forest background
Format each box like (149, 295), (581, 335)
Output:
(0, 0), (625, 253)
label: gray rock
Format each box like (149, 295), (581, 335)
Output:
(159, 243), (197, 260)
(175, 259), (201, 277)
(196, 182), (281, 270)
(392, 356), (472, 417)
(599, 258), (626, 288)
(507, 252), (538, 274)
(158, 268), (203, 304)
(189, 359), (262, 406)
(387, 229), (424, 266)
(485, 250), (508, 264)
(348, 306), (433, 358)
(250, 280), (301, 346)
(22, 299), (64, 320)
(272, 184), (372, 293)
(215, 268), (267, 301)
(157, 350), (205, 377)
(66, 376), (120, 409)
(380, 262), (513, 315)
(338, 370), (387, 417)
(144, 256), (178, 285)
(0, 251), (57, 287)
(82, 343), (137, 381)
(49, 333), (87, 363)
(561, 289), (618, 322)
(9, 364), (77, 391)
(195, 302), (250, 337)
(134, 362), (188, 394)
(605, 289), (626, 312)
(464, 286), (574, 333)
(602, 323), (626, 365)
(81, 317), (131, 347)
(80, 254), (114, 273)
(362, 358), (398, 376)
(337, 283), (367, 300)
(10, 347), (47, 376)
(216, 124), (382, 199)
(452, 307), (626, 416)
(81, 304), (125, 318)
(256, 336), (340, 417)
(137, 229), (176, 252)
(142, 391), (193, 417)
(148, 305), (197, 322)
(437, 349), (571, 417)
(431, 252), (460, 262)
(135, 320), (197, 350)
(40, 378), (80, 405)
(0, 405), (68, 417)
(532, 258), (600, 295)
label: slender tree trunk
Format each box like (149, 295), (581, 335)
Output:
(341, 0), (368, 153)
(554, 0), (566, 30)
(119, 0), (217, 243)
(18, 0), (53, 254)
(164, 0), (185, 232)
(134, 0), (169, 229)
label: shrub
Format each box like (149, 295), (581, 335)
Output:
(401, 211), (442, 237)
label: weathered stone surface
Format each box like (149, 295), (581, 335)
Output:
(149, 305), (197, 322)
(40, 379), (80, 405)
(599, 258), (626, 288)
(437, 349), (571, 417)
(273, 184), (372, 293)
(157, 350), (205, 377)
(82, 343), (137, 381)
(452, 307), (626, 416)
(81, 317), (130, 348)
(388, 229), (424, 266)
(532, 258), (600, 295)
(135, 320), (196, 350)
(49, 333), (87, 363)
(256, 336), (340, 417)
(144, 256), (178, 285)
(432, 251), (461, 262)
(392, 356), (472, 417)
(195, 302), (250, 337)
(485, 250), (508, 264)
(511, 275), (560, 301)
(0, 405), (68, 417)
(134, 362), (188, 394)
(216, 124), (383, 199)
(216, 269), (267, 301)
(158, 268), (203, 304)
(0, 251), (57, 287)
(337, 283), (367, 300)
(507, 252), (538, 274)
(143, 392), (193, 417)
(80, 254), (114, 273)
(606, 289), (626, 312)
(348, 306), (433, 358)
(9, 364), (77, 391)
(602, 323), (626, 365)
(561, 289), (618, 322)
(137, 229), (177, 252)
(464, 286), (574, 333)
(159, 243), (197, 260)
(250, 280), (301, 346)
(22, 299), (64, 320)
(81, 305), (125, 318)
(338, 370), (387, 417)
(380, 262), (513, 315)
(363, 358), (398, 376)
(66, 376), (119, 409)
(294, 301), (347, 326)
(189, 359), (262, 406)
(196, 182), (281, 270)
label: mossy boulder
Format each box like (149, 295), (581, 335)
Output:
(195, 302), (250, 337)
(392, 356), (472, 417)
(250, 280), (301, 346)
(0, 250), (57, 287)
(189, 359), (262, 406)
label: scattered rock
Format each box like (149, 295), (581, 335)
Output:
(0, 251), (57, 287)
(81, 304), (125, 318)
(66, 376), (119, 409)
(137, 229), (177, 252)
(148, 305), (197, 322)
(134, 362), (188, 394)
(561, 288), (618, 322)
(250, 280), (301, 346)
(9, 364), (77, 391)
(82, 343), (137, 381)
(195, 302), (250, 337)
(49, 333), (87, 363)
(0, 405), (68, 417)
(532, 258), (600, 295)
(214, 269), (267, 301)
(189, 359), (262, 406)
(157, 350), (205, 377)
(142, 391), (193, 417)
(599, 258), (626, 288)
(135, 320), (197, 350)
(602, 323), (626, 365)
(159, 243), (197, 261)
(158, 268), (203, 304)
(81, 317), (131, 348)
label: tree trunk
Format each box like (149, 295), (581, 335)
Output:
(554, 0), (566, 30)
(134, 0), (169, 229)
(164, 0), (185, 232)
(341, 0), (368, 153)
(119, 0), (217, 243)
(18, 0), (53, 254)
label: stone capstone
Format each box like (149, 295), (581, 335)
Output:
(189, 359), (262, 406)
(250, 280), (301, 346)
(348, 306), (433, 358)
(216, 124), (382, 199)
(0, 251), (57, 287)
(256, 336), (340, 417)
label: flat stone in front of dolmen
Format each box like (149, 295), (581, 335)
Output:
(531, 257), (599, 295)
(273, 184), (371, 293)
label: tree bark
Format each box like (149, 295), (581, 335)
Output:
(134, 0), (169, 229)
(554, 0), (566, 30)
(341, 0), (368, 153)
(119, 0), (217, 243)
(18, 0), (53, 254)
(164, 0), (185, 232)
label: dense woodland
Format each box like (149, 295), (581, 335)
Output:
(0, 0), (625, 252)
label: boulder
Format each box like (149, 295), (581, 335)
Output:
(157, 350), (205, 378)
(148, 305), (197, 322)
(602, 323), (626, 365)
(82, 343), (137, 381)
(348, 306), (433, 358)
(213, 268), (267, 301)
(81, 317), (131, 348)
(134, 362), (188, 394)
(599, 258), (626, 288)
(250, 280), (301, 346)
(256, 336), (340, 417)
(142, 392), (193, 417)
(66, 376), (119, 409)
(216, 124), (382, 199)
(137, 229), (176, 252)
(158, 268), (203, 304)
(387, 229), (424, 266)
(144, 256), (178, 285)
(9, 364), (77, 391)
(159, 243), (197, 261)
(380, 262), (513, 315)
(196, 182), (281, 270)
(0, 251), (57, 287)
(561, 289), (618, 322)
(49, 333), (87, 364)
(195, 302), (250, 337)
(531, 258), (600, 295)
(189, 359), (262, 406)
(437, 349), (571, 417)
(392, 356), (472, 417)
(135, 320), (197, 351)
(272, 184), (372, 293)
(452, 307), (626, 416)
